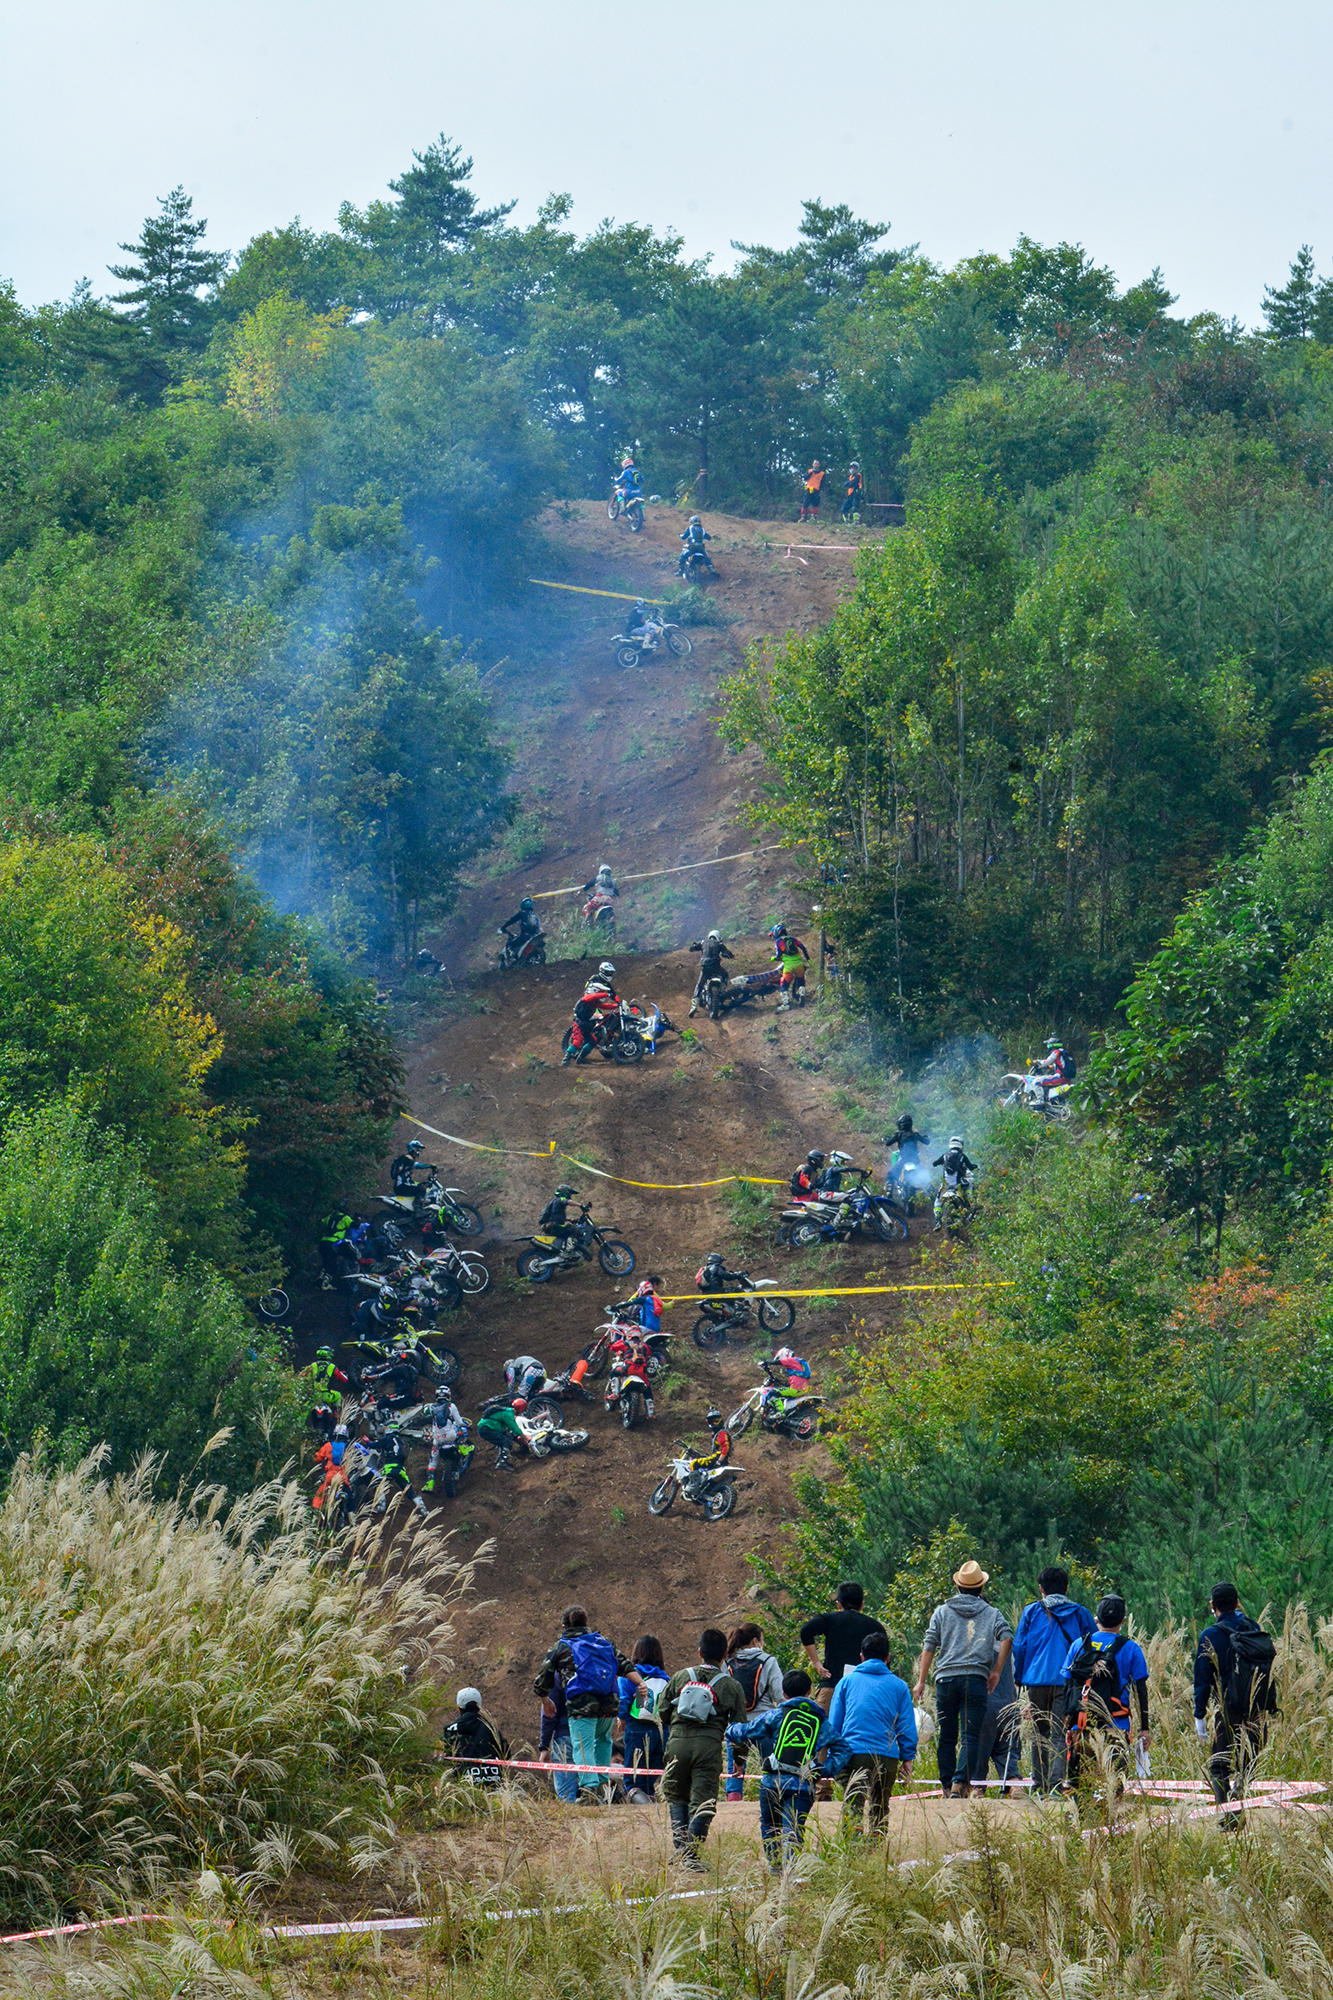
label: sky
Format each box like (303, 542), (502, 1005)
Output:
(4, 0), (1331, 325)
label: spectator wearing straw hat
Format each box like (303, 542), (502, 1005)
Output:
(913, 1560), (1012, 1800)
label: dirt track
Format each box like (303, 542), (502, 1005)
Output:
(313, 503), (916, 1742)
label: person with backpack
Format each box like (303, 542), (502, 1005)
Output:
(913, 1561), (1012, 1799)
(827, 1632), (918, 1834)
(440, 1687), (510, 1790)
(1194, 1580), (1277, 1817)
(1062, 1594), (1149, 1782)
(800, 1582), (889, 1712)
(533, 1605), (643, 1803)
(658, 1628), (748, 1867)
(538, 1666), (579, 1804)
(618, 1634), (671, 1801)
(726, 1669), (841, 1868)
(723, 1621), (784, 1800)
(1010, 1565), (1096, 1797)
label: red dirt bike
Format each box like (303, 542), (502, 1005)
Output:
(582, 889), (617, 937)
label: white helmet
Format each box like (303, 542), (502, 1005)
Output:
(707, 929), (720, 944)
(772, 1347), (798, 1364)
(949, 1135), (965, 1150)
(828, 1150), (852, 1169)
(598, 960), (616, 978)
(597, 862), (613, 882)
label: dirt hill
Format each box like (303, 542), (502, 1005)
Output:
(317, 502), (919, 1741)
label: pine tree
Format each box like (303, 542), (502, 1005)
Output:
(109, 186), (228, 351)
(1262, 244), (1319, 340)
(387, 135), (515, 257)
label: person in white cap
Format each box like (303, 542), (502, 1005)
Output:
(440, 1687), (509, 1788)
(913, 1560), (1012, 1800)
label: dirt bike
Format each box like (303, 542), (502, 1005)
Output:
(702, 966), (782, 1020)
(727, 1378), (823, 1441)
(422, 1240), (490, 1297)
(571, 1317), (672, 1380)
(516, 1207), (635, 1282)
(691, 1275), (795, 1351)
(649, 1447), (742, 1520)
(254, 1285), (290, 1321)
(605, 1354), (654, 1429)
(997, 1070), (1073, 1121)
(352, 1333), (461, 1394)
(379, 1176), (485, 1239)
(561, 1002), (644, 1065)
(678, 546), (716, 584)
(618, 999), (675, 1056)
(498, 929), (547, 969)
(934, 1182), (974, 1238)
(607, 487), (645, 532)
(479, 1386), (568, 1429)
(613, 617), (692, 668)
(582, 888), (617, 936)
(425, 1440), (474, 1499)
(517, 1411), (590, 1456)
(777, 1175), (907, 1249)
(351, 1265), (464, 1320)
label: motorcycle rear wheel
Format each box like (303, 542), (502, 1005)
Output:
(598, 1241), (635, 1277)
(757, 1297), (795, 1334)
(628, 504), (645, 533)
(621, 1393), (641, 1430)
(418, 1345), (461, 1389)
(666, 628), (692, 658)
(790, 1222), (822, 1248)
(527, 1394), (564, 1428)
(648, 1476), (678, 1516)
(517, 1249), (555, 1282)
(691, 1316), (728, 1351)
(613, 1036), (643, 1064)
(615, 645), (641, 669)
(726, 1405), (754, 1437)
(257, 1287), (290, 1321)
(548, 1429), (589, 1451)
(788, 1412), (819, 1441)
(703, 1483), (737, 1520)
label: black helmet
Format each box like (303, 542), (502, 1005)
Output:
(706, 1407), (724, 1429)
(521, 896), (534, 912)
(703, 1251), (724, 1273)
(896, 1114), (915, 1135)
(806, 1149), (826, 1168)
(555, 1183), (576, 1199)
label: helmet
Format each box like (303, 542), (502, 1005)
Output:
(456, 1686), (483, 1709)
(315, 1345), (335, 1362)
(636, 1279), (653, 1297)
(828, 1150), (852, 1169)
(554, 1184), (575, 1199)
(622, 454), (635, 467)
(597, 862), (613, 880)
(1046, 1036), (1063, 1049)
(706, 929), (721, 945)
(949, 1135), (965, 1151)
(772, 1347), (797, 1365)
(598, 961), (616, 978)
(333, 1422), (349, 1441)
(511, 1396), (528, 1414)
(407, 1139), (424, 1156)
(690, 514), (701, 524)
(769, 922), (788, 940)
(806, 1149), (826, 1167)
(521, 896), (534, 912)
(703, 1251), (724, 1273)
(705, 1407), (724, 1428)
(896, 1113), (915, 1135)
(850, 460), (860, 470)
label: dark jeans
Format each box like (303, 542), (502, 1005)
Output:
(623, 1718), (663, 1797)
(1209, 1715), (1264, 1804)
(841, 1752), (900, 1833)
(1026, 1683), (1071, 1794)
(936, 1673), (989, 1792)
(760, 1781), (814, 1866)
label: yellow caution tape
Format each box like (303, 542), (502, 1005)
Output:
(529, 843), (794, 900)
(661, 1282), (1013, 1303)
(402, 1116), (785, 1188)
(529, 579), (667, 604)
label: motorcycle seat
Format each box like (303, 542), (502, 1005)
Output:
(532, 1233), (557, 1246)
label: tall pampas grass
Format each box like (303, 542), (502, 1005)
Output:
(0, 1447), (478, 1920)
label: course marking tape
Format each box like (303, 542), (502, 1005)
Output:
(529, 579), (668, 604)
(529, 843), (794, 898)
(659, 1282), (1013, 1303)
(401, 1115), (786, 1189)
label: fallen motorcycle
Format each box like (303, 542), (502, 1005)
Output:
(516, 1207), (635, 1283)
(691, 1275), (795, 1351)
(701, 966), (782, 1021)
(479, 1386), (568, 1430)
(517, 1411), (590, 1456)
(561, 1001), (644, 1065)
(618, 999), (675, 1056)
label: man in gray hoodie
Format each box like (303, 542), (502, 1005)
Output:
(913, 1560), (1012, 1799)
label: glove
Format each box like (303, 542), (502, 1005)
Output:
(1195, 1718), (1208, 1741)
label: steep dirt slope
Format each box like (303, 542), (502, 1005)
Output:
(355, 505), (908, 1739)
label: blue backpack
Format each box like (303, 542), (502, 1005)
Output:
(566, 1630), (618, 1698)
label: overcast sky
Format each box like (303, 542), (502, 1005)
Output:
(4, 0), (1330, 324)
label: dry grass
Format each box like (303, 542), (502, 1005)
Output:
(0, 1449), (480, 1923)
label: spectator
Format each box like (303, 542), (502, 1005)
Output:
(841, 461), (864, 523)
(659, 1628), (748, 1868)
(620, 1634), (671, 1802)
(726, 1669), (840, 1869)
(1063, 1594), (1149, 1782)
(440, 1687), (509, 1790)
(538, 1663), (578, 1805)
(827, 1633), (918, 1835)
(1194, 1581), (1277, 1821)
(800, 1582), (888, 1712)
(1010, 1564), (1096, 1797)
(912, 1560), (1012, 1800)
(533, 1606), (641, 1804)
(724, 1621), (784, 1801)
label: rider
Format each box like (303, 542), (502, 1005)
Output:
(425, 1396), (472, 1494)
(1029, 1037), (1073, 1105)
(390, 1139), (433, 1198)
(817, 1149), (858, 1195)
(685, 1407), (733, 1483)
(841, 461), (863, 523)
(932, 1135), (978, 1226)
(626, 598), (658, 649)
(605, 1323), (656, 1418)
(696, 1251), (748, 1294)
(564, 971), (617, 1065)
(615, 454), (643, 507)
(311, 1421), (353, 1513)
(760, 1348), (813, 1415)
(688, 930), (734, 1015)
(581, 861), (619, 901)
(789, 1150), (826, 1198)
(537, 1184), (582, 1253)
(369, 1426), (429, 1519)
(504, 1354), (548, 1402)
(477, 1397), (527, 1469)
(305, 1344), (354, 1413)
(318, 1210), (357, 1286)
(885, 1114), (929, 1200)
(613, 1277), (664, 1333)
(356, 1337), (418, 1405)
(678, 514), (715, 579)
(770, 923), (810, 1009)
(499, 896), (544, 955)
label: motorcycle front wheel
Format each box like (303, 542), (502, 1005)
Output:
(703, 1483), (737, 1521)
(606, 495), (621, 521)
(548, 1429), (589, 1452)
(444, 1202), (484, 1237)
(691, 1316), (728, 1352)
(726, 1405), (754, 1438)
(613, 1036), (643, 1065)
(790, 1222), (823, 1249)
(666, 628), (692, 657)
(615, 645), (641, 669)
(428, 1270), (464, 1311)
(648, 1476), (678, 1516)
(526, 1394), (565, 1428)
(455, 1258), (490, 1296)
(257, 1287), (290, 1321)
(418, 1344), (461, 1388)
(598, 1241), (635, 1277)
(757, 1297), (796, 1334)
(517, 1249), (555, 1282)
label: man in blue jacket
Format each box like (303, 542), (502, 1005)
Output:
(827, 1633), (918, 1834)
(1011, 1565), (1095, 1797)
(726, 1669), (841, 1868)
